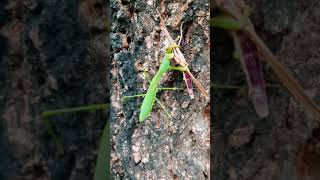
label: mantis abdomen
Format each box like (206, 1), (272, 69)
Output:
(139, 55), (171, 122)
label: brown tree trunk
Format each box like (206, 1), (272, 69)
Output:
(110, 0), (210, 179)
(213, 0), (320, 179)
(0, 0), (108, 179)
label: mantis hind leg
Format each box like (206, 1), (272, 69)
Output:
(123, 87), (183, 100)
(41, 104), (108, 155)
(123, 94), (172, 120)
(155, 98), (172, 120)
(123, 88), (181, 121)
(123, 93), (146, 100)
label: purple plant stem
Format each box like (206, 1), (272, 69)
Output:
(236, 31), (269, 118)
(184, 72), (194, 99)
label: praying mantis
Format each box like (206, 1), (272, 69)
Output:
(135, 44), (187, 123)
(124, 44), (198, 123)
(124, 14), (210, 123)
(212, 0), (320, 119)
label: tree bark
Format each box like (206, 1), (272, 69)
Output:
(0, 0), (108, 179)
(213, 0), (320, 179)
(110, 0), (210, 179)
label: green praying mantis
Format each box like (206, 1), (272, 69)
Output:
(124, 44), (196, 123)
(211, 0), (320, 120)
(124, 14), (210, 123)
(136, 44), (187, 123)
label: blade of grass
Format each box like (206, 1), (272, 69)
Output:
(94, 120), (110, 180)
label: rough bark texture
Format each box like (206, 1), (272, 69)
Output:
(213, 0), (320, 179)
(0, 0), (108, 179)
(110, 0), (210, 179)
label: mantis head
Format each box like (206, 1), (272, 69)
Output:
(166, 44), (180, 54)
(165, 44), (179, 60)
